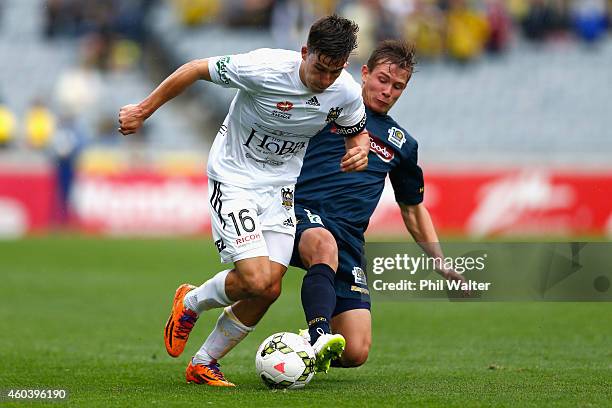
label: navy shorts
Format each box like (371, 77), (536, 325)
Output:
(291, 204), (371, 314)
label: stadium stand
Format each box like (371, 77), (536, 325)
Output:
(0, 0), (75, 117)
(394, 39), (612, 165)
(149, 0), (612, 165)
(0, 0), (205, 152)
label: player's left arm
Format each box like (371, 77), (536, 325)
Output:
(390, 138), (467, 292)
(399, 203), (468, 291)
(400, 202), (444, 261)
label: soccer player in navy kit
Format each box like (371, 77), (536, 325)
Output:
(292, 40), (467, 372)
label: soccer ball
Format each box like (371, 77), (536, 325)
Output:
(255, 332), (316, 389)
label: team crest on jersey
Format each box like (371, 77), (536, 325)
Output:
(352, 267), (367, 285)
(325, 106), (343, 123)
(281, 187), (294, 210)
(387, 127), (406, 149)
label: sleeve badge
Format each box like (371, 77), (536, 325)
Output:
(387, 127), (406, 149)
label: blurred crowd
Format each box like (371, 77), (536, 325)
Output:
(1, 0), (610, 152)
(172, 0), (611, 62)
(43, 0), (155, 71)
(0, 0), (155, 149)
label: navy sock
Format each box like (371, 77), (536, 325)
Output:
(301, 263), (336, 345)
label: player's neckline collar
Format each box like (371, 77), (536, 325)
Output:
(366, 107), (389, 118)
(295, 61), (312, 93)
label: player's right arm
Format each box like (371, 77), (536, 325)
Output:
(119, 50), (268, 135)
(335, 72), (368, 172)
(341, 130), (369, 172)
(118, 59), (211, 135)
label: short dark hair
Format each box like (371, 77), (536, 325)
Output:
(307, 15), (359, 65)
(367, 40), (417, 74)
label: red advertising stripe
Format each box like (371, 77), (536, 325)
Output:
(370, 169), (612, 237)
(0, 170), (55, 235)
(72, 172), (210, 235)
(4, 167), (610, 237)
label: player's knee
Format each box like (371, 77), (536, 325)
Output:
(238, 273), (269, 297)
(248, 279), (281, 305)
(341, 338), (371, 367)
(341, 345), (370, 367)
(235, 260), (270, 296)
(262, 280), (282, 303)
(241, 271), (280, 300)
(301, 229), (338, 270)
(316, 240), (338, 268)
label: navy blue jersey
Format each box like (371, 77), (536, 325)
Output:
(295, 107), (424, 233)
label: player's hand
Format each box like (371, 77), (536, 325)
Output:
(340, 145), (368, 172)
(118, 103), (147, 135)
(440, 267), (470, 297)
(341, 130), (369, 172)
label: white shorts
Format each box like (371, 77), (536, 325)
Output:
(208, 178), (296, 266)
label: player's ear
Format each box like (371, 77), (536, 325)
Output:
(361, 65), (369, 82)
(301, 46), (308, 61)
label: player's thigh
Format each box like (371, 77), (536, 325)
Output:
(259, 184), (296, 236)
(256, 184), (297, 267)
(231, 185), (293, 294)
(260, 231), (291, 299)
(263, 230), (294, 271)
(231, 230), (292, 296)
(331, 308), (372, 365)
(208, 179), (268, 265)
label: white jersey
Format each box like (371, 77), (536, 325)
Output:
(207, 48), (366, 188)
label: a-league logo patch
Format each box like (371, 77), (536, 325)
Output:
(325, 106), (343, 123)
(387, 127), (406, 149)
(352, 267), (367, 285)
(281, 187), (294, 210)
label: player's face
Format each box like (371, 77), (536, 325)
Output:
(361, 62), (411, 114)
(300, 47), (347, 93)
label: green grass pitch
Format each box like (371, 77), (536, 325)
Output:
(1, 237), (611, 407)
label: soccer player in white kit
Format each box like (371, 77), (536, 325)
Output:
(118, 15), (369, 386)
